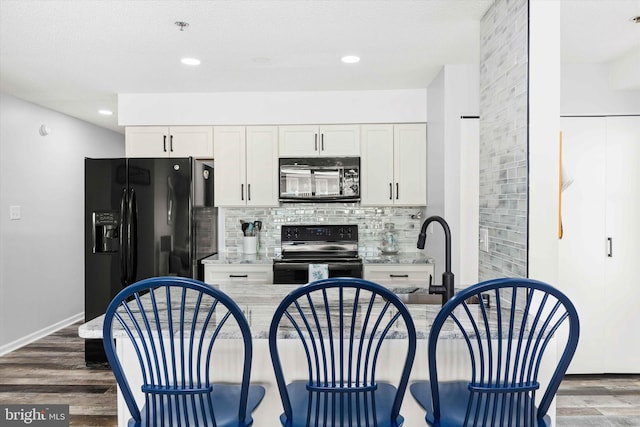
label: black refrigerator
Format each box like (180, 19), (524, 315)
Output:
(84, 157), (217, 365)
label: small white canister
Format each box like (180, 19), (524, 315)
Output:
(243, 236), (257, 254)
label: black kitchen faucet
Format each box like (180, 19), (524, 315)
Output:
(417, 215), (454, 306)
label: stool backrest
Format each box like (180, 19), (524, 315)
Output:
(269, 277), (417, 425)
(102, 276), (254, 425)
(428, 277), (580, 426)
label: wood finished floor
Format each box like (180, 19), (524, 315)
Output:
(1, 323), (639, 426)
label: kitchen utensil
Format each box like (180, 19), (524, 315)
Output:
(254, 220), (262, 232)
(241, 222), (249, 236)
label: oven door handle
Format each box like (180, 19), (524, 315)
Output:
(327, 263), (362, 270)
(274, 262), (361, 270)
(273, 262), (311, 271)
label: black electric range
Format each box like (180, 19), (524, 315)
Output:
(273, 224), (363, 284)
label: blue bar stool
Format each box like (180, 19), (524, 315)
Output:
(102, 276), (265, 427)
(269, 277), (417, 427)
(410, 277), (580, 426)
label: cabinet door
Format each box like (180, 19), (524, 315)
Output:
(246, 126), (279, 206)
(278, 125), (319, 157)
(320, 125), (360, 156)
(169, 126), (213, 158)
(204, 264), (273, 285)
(394, 124), (427, 205)
(125, 126), (170, 158)
(363, 264), (434, 288)
(360, 124), (395, 206)
(213, 126), (247, 207)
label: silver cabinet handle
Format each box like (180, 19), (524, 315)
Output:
(607, 237), (613, 257)
(321, 133), (324, 151)
(314, 133), (318, 151)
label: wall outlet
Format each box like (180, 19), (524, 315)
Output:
(479, 228), (489, 252)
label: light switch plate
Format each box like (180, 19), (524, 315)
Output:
(480, 228), (489, 252)
(10, 205), (21, 220)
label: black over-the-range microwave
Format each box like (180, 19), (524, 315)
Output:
(278, 157), (360, 202)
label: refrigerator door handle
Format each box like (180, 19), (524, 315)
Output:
(167, 176), (174, 224)
(119, 188), (128, 287)
(128, 188), (138, 284)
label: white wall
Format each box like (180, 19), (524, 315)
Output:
(561, 63), (640, 115)
(443, 65), (480, 287)
(528, 0), (561, 285)
(0, 93), (124, 354)
(426, 65), (480, 286)
(426, 69), (446, 280)
(118, 89), (427, 125)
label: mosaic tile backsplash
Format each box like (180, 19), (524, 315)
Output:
(222, 204), (426, 256)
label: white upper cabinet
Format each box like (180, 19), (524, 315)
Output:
(214, 126), (279, 207)
(278, 125), (360, 157)
(360, 123), (427, 206)
(393, 124), (427, 205)
(213, 126), (246, 206)
(125, 126), (213, 158)
(245, 126), (279, 206)
(360, 125), (395, 205)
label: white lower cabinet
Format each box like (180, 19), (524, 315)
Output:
(364, 264), (434, 289)
(204, 264), (273, 285)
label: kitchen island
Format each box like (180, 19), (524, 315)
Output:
(79, 282), (559, 427)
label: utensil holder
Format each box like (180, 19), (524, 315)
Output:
(243, 236), (257, 254)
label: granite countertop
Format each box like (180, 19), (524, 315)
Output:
(79, 283), (445, 341)
(201, 252), (434, 265)
(362, 252), (434, 264)
(202, 253), (273, 265)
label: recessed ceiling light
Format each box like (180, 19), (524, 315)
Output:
(252, 57), (272, 64)
(181, 57), (201, 66)
(98, 109), (113, 116)
(341, 55), (360, 64)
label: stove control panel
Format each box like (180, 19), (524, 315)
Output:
(281, 224), (358, 242)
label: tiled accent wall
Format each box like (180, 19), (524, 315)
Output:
(223, 204), (425, 256)
(478, 0), (529, 280)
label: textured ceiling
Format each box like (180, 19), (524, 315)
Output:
(0, 0), (638, 133)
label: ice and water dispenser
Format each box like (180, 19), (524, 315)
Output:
(92, 211), (119, 253)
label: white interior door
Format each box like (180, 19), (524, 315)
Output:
(560, 116), (640, 374)
(603, 116), (640, 372)
(558, 117), (607, 374)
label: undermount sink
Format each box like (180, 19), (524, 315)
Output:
(395, 291), (444, 305)
(393, 289), (484, 306)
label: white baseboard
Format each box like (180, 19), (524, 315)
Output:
(0, 312), (85, 357)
